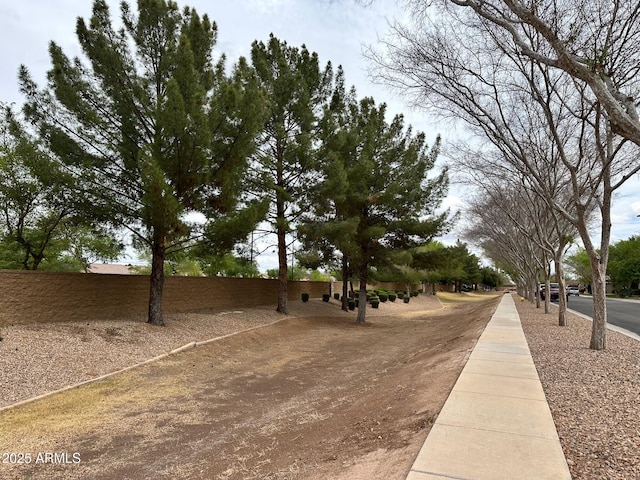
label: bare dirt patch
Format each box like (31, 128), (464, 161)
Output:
(0, 294), (500, 480)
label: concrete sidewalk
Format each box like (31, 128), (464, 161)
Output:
(406, 294), (572, 480)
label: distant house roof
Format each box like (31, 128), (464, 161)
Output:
(87, 263), (134, 275)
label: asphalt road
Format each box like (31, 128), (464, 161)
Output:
(566, 295), (640, 336)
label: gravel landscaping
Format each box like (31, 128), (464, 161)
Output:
(0, 305), (304, 409)
(517, 298), (640, 480)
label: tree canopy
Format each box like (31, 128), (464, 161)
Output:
(433, 0), (640, 146)
(300, 92), (452, 323)
(19, 0), (265, 325)
(0, 107), (122, 271)
(7, 0), (460, 326)
(607, 236), (640, 296)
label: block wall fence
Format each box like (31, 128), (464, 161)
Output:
(0, 271), (429, 326)
(0, 271), (333, 326)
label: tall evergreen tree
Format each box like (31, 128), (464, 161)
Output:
(249, 35), (334, 314)
(304, 93), (452, 323)
(439, 241), (482, 292)
(18, 0), (264, 325)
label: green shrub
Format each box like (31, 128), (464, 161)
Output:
(348, 299), (356, 310)
(334, 293), (340, 300)
(388, 293), (396, 302)
(403, 296), (410, 303)
(379, 293), (388, 302)
(397, 292), (404, 299)
(301, 293), (310, 302)
(371, 300), (380, 308)
(322, 293), (330, 302)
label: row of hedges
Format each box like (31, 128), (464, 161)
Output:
(302, 288), (424, 310)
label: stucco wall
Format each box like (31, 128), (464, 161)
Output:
(0, 271), (330, 325)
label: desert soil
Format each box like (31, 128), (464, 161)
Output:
(0, 294), (500, 480)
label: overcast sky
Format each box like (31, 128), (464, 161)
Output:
(2, 0), (640, 271)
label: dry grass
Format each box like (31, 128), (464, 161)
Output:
(0, 366), (186, 449)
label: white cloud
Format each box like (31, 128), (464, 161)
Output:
(608, 177), (640, 242)
(439, 194), (464, 212)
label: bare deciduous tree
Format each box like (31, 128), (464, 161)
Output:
(369, 4), (636, 349)
(463, 170), (579, 323)
(429, 0), (640, 145)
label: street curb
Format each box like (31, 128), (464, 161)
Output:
(548, 301), (640, 342)
(564, 306), (640, 342)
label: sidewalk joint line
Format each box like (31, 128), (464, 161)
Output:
(461, 371), (539, 380)
(453, 388), (545, 401)
(437, 420), (560, 440)
(409, 468), (470, 480)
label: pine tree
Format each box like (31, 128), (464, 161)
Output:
(18, 0), (264, 325)
(303, 93), (452, 323)
(298, 67), (359, 311)
(249, 35), (334, 314)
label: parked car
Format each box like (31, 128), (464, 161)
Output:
(540, 283), (560, 301)
(567, 287), (580, 296)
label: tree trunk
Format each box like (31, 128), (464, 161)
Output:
(356, 267), (368, 324)
(274, 143), (289, 315)
(148, 239), (165, 326)
(555, 258), (567, 327)
(276, 223), (288, 314)
(587, 126), (612, 349)
(543, 278), (550, 313)
(341, 255), (349, 312)
(590, 262), (607, 350)
(529, 277), (537, 304)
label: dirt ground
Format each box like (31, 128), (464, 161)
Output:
(0, 294), (500, 480)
